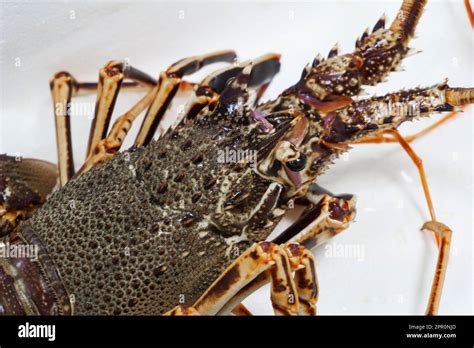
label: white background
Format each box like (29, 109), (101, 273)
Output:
(1, 0), (472, 314)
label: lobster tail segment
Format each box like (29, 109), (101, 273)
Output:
(390, 0), (427, 43)
(0, 226), (73, 315)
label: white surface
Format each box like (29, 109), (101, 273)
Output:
(0, 0), (472, 314)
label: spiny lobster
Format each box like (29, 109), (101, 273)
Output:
(1, 0), (473, 315)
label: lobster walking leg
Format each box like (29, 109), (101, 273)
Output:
(348, 124), (451, 243)
(216, 246), (319, 316)
(273, 190), (356, 250)
(465, 0), (474, 28)
(50, 72), (76, 186)
(379, 130), (453, 313)
(134, 50), (237, 147)
(216, 191), (355, 315)
(78, 85), (158, 174)
(165, 241), (300, 315)
(79, 53), (280, 175)
(221, 244), (320, 316)
(350, 110), (463, 145)
(284, 243), (319, 315)
(86, 61), (157, 158)
(79, 53), (239, 174)
(387, 130), (436, 222)
(231, 303), (253, 316)
(422, 221), (452, 315)
(50, 64), (157, 185)
(183, 53), (281, 120)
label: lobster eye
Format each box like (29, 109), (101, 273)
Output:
(286, 153), (307, 172)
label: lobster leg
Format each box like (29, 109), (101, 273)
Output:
(184, 53), (281, 120)
(80, 51), (243, 174)
(86, 61), (157, 158)
(376, 129), (453, 314)
(350, 110), (463, 145)
(319, 85), (472, 314)
(387, 130), (437, 222)
(357, 126), (441, 226)
(320, 84), (473, 234)
(284, 244), (319, 315)
(349, 122), (453, 244)
(134, 50), (237, 147)
(464, 0), (474, 28)
(165, 241), (300, 316)
(50, 65), (156, 185)
(422, 221), (452, 315)
(78, 85), (158, 174)
(273, 189), (356, 250)
(231, 303), (253, 316)
(225, 243), (321, 316)
(79, 53), (281, 175)
(347, 107), (468, 245)
(214, 245), (320, 316)
(5, 70), (157, 232)
(50, 72), (76, 186)
(216, 191), (355, 315)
